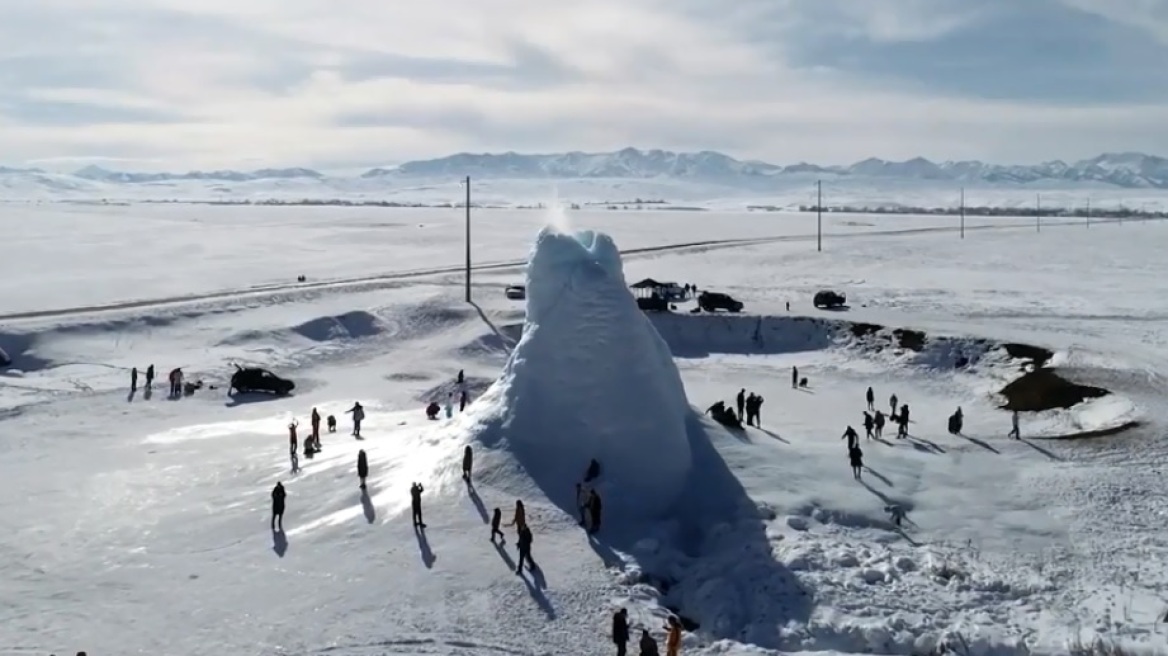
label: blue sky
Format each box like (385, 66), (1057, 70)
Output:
(1, 0), (1167, 170)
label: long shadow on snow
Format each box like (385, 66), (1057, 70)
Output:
(521, 411), (809, 649)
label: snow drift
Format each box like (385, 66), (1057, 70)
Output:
(470, 227), (693, 517)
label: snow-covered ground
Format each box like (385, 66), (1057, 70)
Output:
(2, 205), (1167, 656)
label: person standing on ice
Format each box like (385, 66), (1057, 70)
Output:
(639, 629), (660, 656)
(736, 389), (746, 421)
(271, 482), (286, 531)
(588, 489), (603, 534)
(288, 421), (298, 455)
(889, 393), (898, 417)
(346, 402), (365, 438)
(866, 386), (875, 411)
(457, 369), (464, 385)
(848, 445), (864, 480)
(874, 410), (886, 439)
(612, 608), (630, 656)
(490, 507), (505, 542)
(863, 412), (874, 440)
(410, 482), (426, 529)
(576, 483), (591, 527)
(145, 364), (154, 388)
(444, 393), (454, 419)
(459, 389), (469, 412)
(130, 367), (138, 392)
(1009, 410), (1021, 439)
(462, 445), (473, 483)
(310, 408), (321, 448)
(792, 366), (798, 389)
(516, 524), (535, 573)
(842, 425), (859, 449)
(357, 449), (369, 490)
(664, 616), (682, 656)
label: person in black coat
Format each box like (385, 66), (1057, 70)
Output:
(145, 364), (154, 388)
(865, 386), (875, 411)
(791, 366), (798, 389)
(490, 507), (505, 542)
(462, 445), (474, 483)
(849, 446), (864, 480)
(516, 524), (534, 573)
(736, 389), (746, 421)
(612, 608), (630, 656)
(639, 629), (659, 656)
(588, 489), (603, 534)
(271, 482), (286, 531)
(357, 449), (369, 490)
(410, 482), (425, 528)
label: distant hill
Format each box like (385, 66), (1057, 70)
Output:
(4, 149), (1168, 195)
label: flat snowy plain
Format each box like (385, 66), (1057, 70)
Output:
(1, 204), (1167, 656)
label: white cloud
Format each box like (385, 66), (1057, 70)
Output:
(0, 0), (1167, 170)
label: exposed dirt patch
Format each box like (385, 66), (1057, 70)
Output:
(892, 328), (926, 352)
(1002, 343), (1054, 368)
(999, 367), (1109, 411)
(848, 323), (881, 338)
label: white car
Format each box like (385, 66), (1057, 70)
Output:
(505, 285), (526, 300)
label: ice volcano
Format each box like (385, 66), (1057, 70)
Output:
(471, 227), (693, 518)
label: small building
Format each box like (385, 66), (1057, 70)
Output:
(630, 278), (686, 301)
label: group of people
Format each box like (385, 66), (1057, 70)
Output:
(612, 608), (684, 656)
(426, 370), (472, 420)
(128, 364), (196, 399)
(735, 389), (765, 428)
(575, 459), (604, 534)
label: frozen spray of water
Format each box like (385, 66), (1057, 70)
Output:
(544, 187), (573, 234)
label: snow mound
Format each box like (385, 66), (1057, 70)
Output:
(470, 227), (692, 517)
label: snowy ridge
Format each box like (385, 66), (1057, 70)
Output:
(464, 227), (693, 518)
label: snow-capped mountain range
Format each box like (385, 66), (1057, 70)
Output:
(4, 148), (1168, 190)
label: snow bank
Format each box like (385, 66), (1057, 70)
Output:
(470, 227), (692, 517)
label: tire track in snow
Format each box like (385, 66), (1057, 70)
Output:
(0, 216), (1141, 323)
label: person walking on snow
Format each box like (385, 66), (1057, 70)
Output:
(664, 616), (682, 656)
(639, 629), (660, 656)
(1009, 410), (1021, 439)
(310, 408), (321, 447)
(346, 402), (365, 438)
(866, 386), (875, 411)
(490, 507), (505, 542)
(506, 499), (526, 536)
(842, 425), (859, 449)
(410, 482), (426, 528)
(444, 393), (454, 419)
(145, 364), (154, 388)
(130, 367), (138, 392)
(588, 489), (603, 534)
(288, 420), (299, 454)
(271, 481), (286, 531)
(459, 389), (468, 412)
(736, 389), (746, 423)
(516, 524), (535, 573)
(791, 366), (798, 389)
(462, 445), (473, 483)
(848, 445), (864, 480)
(863, 412), (874, 440)
(874, 410), (886, 439)
(357, 449), (369, 490)
(612, 608), (630, 656)
(889, 393), (898, 417)
(898, 404), (911, 438)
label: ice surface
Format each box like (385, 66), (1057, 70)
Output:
(470, 227), (692, 517)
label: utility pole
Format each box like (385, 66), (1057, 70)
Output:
(464, 176), (472, 303)
(960, 187), (965, 239)
(1086, 198), (1090, 228)
(816, 180), (822, 252)
(1035, 193), (1041, 233)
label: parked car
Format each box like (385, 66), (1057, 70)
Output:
(697, 291), (744, 313)
(813, 290), (847, 309)
(505, 284), (526, 300)
(637, 295), (671, 312)
(229, 365), (295, 396)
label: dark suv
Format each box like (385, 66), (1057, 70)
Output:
(229, 365), (295, 396)
(697, 291), (744, 313)
(813, 290), (847, 309)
